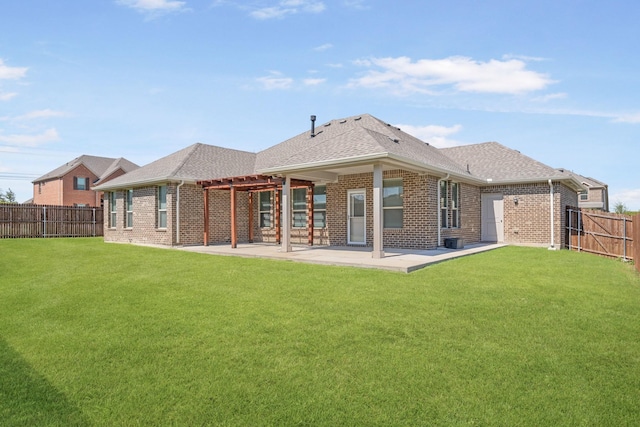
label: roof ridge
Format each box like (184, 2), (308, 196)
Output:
(171, 143), (202, 177)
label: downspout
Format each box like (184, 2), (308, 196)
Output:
(176, 180), (185, 245)
(437, 174), (450, 247)
(548, 179), (556, 250)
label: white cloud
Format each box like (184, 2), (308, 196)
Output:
(116, 0), (188, 15)
(0, 92), (17, 101)
(314, 43), (333, 52)
(0, 59), (28, 80)
(250, 0), (325, 19)
(533, 92), (567, 102)
(502, 54), (549, 62)
(395, 123), (464, 148)
(303, 78), (326, 86)
(613, 112), (640, 124)
(9, 109), (69, 121)
(0, 128), (60, 146)
(344, 0), (369, 9)
(256, 71), (294, 90)
(610, 188), (640, 211)
(349, 56), (555, 95)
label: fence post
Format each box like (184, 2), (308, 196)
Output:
(43, 205), (47, 238)
(92, 208), (96, 237)
(577, 208), (581, 252)
(623, 216), (627, 262)
(568, 208), (573, 250)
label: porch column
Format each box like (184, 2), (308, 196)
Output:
(281, 176), (292, 252)
(372, 163), (385, 258)
(230, 185), (237, 248)
(203, 188), (209, 246)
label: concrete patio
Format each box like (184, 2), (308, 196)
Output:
(179, 242), (507, 273)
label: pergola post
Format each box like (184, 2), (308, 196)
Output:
(248, 192), (254, 243)
(281, 176), (292, 252)
(203, 188), (209, 246)
(230, 185), (237, 248)
(372, 163), (384, 258)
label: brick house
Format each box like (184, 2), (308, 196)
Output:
(557, 169), (609, 211)
(32, 155), (139, 207)
(94, 114), (584, 256)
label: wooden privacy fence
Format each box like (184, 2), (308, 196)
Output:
(0, 204), (103, 238)
(635, 213), (640, 273)
(566, 207), (633, 261)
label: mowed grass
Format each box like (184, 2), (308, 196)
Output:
(1, 238), (639, 426)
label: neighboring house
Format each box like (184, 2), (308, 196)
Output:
(557, 168), (609, 211)
(94, 114), (584, 255)
(32, 155), (139, 207)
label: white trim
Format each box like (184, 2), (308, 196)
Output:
(347, 188), (366, 245)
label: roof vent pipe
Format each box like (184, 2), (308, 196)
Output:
(310, 115), (316, 137)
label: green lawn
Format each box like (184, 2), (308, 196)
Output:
(1, 238), (639, 426)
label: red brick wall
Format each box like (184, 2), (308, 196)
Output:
(33, 165), (102, 207)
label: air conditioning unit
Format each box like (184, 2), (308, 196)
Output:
(444, 238), (464, 249)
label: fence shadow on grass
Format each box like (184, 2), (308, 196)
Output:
(0, 337), (89, 426)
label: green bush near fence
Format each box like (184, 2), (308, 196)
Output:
(1, 238), (639, 426)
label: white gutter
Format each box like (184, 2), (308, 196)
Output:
(437, 174), (450, 247)
(548, 179), (556, 250)
(176, 180), (185, 245)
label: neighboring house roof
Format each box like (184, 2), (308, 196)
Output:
(33, 155), (139, 184)
(556, 168), (607, 188)
(441, 142), (583, 189)
(94, 158), (140, 185)
(94, 143), (257, 191)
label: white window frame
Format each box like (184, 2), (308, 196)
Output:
(440, 180), (448, 228)
(109, 192), (117, 229)
(259, 191), (272, 228)
(451, 182), (460, 228)
(313, 185), (326, 228)
(158, 185), (167, 229)
(125, 189), (133, 228)
(383, 178), (403, 228)
(292, 188), (307, 228)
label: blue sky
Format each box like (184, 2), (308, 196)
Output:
(1, 0), (639, 209)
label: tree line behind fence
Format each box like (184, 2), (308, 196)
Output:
(0, 204), (103, 238)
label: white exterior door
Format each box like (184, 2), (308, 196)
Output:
(348, 189), (366, 245)
(481, 193), (504, 242)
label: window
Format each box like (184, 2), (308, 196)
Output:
(125, 189), (133, 228)
(74, 177), (89, 191)
(158, 185), (167, 228)
(109, 192), (117, 228)
(292, 188), (307, 227)
(259, 191), (272, 228)
(383, 178), (403, 228)
(313, 185), (326, 228)
(440, 180), (448, 228)
(579, 190), (588, 201)
(451, 182), (460, 228)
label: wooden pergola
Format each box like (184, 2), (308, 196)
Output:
(197, 174), (315, 249)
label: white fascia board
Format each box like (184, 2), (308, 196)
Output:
(258, 152), (487, 184)
(94, 177), (197, 191)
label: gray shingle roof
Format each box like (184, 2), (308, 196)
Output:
(93, 143), (257, 190)
(556, 168), (607, 188)
(441, 142), (570, 183)
(255, 114), (468, 175)
(33, 155), (139, 184)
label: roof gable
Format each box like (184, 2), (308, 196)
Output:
(33, 155), (128, 183)
(93, 143), (257, 190)
(255, 114), (468, 176)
